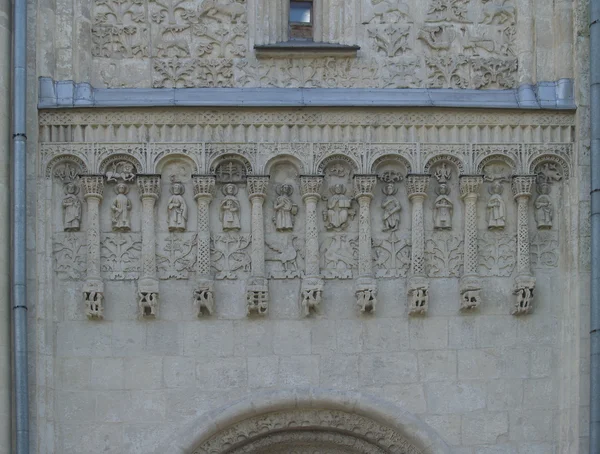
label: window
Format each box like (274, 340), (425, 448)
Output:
(290, 1), (313, 40)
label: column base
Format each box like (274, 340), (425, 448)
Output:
(83, 280), (104, 320)
(246, 277), (269, 316)
(301, 276), (323, 317)
(512, 275), (536, 316)
(194, 279), (215, 317)
(460, 275), (482, 311)
(138, 279), (160, 318)
(408, 276), (429, 316)
(355, 277), (377, 314)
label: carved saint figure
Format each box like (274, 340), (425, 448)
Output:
(167, 182), (188, 232)
(323, 184), (354, 231)
(381, 183), (401, 232)
(534, 183), (553, 229)
(62, 183), (82, 231)
(486, 181), (506, 230)
(273, 184), (298, 231)
(220, 183), (241, 231)
(433, 183), (453, 230)
(111, 183), (132, 231)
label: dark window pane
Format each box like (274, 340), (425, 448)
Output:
(290, 1), (312, 23)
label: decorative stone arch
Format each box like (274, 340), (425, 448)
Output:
(423, 154), (465, 175)
(45, 154), (88, 178)
(316, 154), (360, 175)
(263, 154), (305, 175)
(98, 153), (143, 175)
(153, 389), (453, 454)
(528, 154), (570, 180)
(475, 154), (518, 175)
(209, 153), (253, 181)
(370, 154), (413, 175)
(154, 151), (200, 175)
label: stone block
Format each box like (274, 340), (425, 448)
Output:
(449, 317), (478, 349)
(523, 378), (558, 409)
(57, 358), (91, 389)
(125, 357), (163, 389)
(163, 357), (196, 388)
(336, 319), (363, 353)
(233, 320), (274, 356)
(420, 414), (461, 446)
(508, 409), (555, 442)
(126, 390), (167, 423)
(462, 411), (509, 445)
(145, 322), (183, 356)
(359, 352), (418, 386)
(529, 347), (555, 378)
(409, 318), (448, 350)
(487, 379), (524, 412)
(363, 318), (409, 352)
(273, 321), (311, 356)
(111, 322), (146, 357)
(248, 356), (279, 388)
(57, 391), (97, 422)
(91, 358), (125, 390)
(183, 321), (234, 357)
(95, 390), (129, 423)
(196, 357), (247, 390)
(61, 423), (123, 454)
(279, 355), (319, 387)
(57, 322), (112, 357)
(418, 350), (457, 382)
(459, 350), (504, 380)
(320, 354), (359, 389)
(310, 320), (337, 354)
(425, 381), (487, 414)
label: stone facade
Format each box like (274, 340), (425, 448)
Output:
(11, 0), (590, 452)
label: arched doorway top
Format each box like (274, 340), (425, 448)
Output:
(154, 388), (453, 454)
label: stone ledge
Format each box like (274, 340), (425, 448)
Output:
(254, 41), (361, 58)
(38, 77), (577, 110)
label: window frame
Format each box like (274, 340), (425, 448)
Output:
(289, 0), (314, 41)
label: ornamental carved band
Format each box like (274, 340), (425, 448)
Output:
(406, 175), (430, 315)
(512, 175), (536, 316)
(354, 175), (378, 313)
(137, 175), (161, 318)
(80, 175), (105, 319)
(460, 175), (483, 311)
(193, 175), (216, 316)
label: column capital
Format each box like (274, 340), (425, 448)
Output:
(353, 174), (378, 199)
(300, 175), (325, 200)
(247, 176), (270, 200)
(137, 174), (161, 199)
(459, 175), (484, 198)
(80, 174), (105, 200)
(192, 175), (216, 200)
(511, 175), (536, 199)
(406, 174), (431, 199)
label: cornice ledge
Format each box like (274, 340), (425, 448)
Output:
(254, 41), (360, 58)
(38, 77), (576, 110)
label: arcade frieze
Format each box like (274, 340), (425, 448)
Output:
(43, 140), (570, 318)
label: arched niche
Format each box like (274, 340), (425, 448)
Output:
(423, 154), (465, 175)
(156, 156), (197, 235)
(264, 156), (303, 237)
(426, 158), (463, 235)
(48, 157), (88, 235)
(475, 154), (517, 176)
(316, 154), (360, 176)
(152, 389), (453, 454)
(528, 154), (570, 181)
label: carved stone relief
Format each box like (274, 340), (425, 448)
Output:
(321, 234), (359, 279)
(167, 181), (188, 232)
(53, 233), (87, 280)
(530, 231), (560, 269)
(433, 163), (453, 230)
(211, 233), (251, 280)
(425, 232), (463, 277)
(323, 184), (355, 231)
(478, 231), (516, 277)
(273, 184), (298, 232)
(220, 183), (242, 231)
(156, 233), (197, 279)
(484, 167), (510, 230)
(111, 183), (133, 231)
(62, 183), (82, 232)
(265, 235), (304, 279)
(100, 232), (142, 280)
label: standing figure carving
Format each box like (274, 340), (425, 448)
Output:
(273, 184), (298, 231)
(486, 180), (506, 230)
(62, 182), (82, 231)
(381, 183), (401, 232)
(434, 184), (453, 230)
(534, 182), (553, 229)
(323, 184), (354, 231)
(220, 183), (241, 231)
(167, 181), (188, 232)
(111, 183), (132, 231)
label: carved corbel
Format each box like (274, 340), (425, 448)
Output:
(353, 175), (378, 313)
(512, 175), (536, 315)
(137, 175), (161, 318)
(80, 175), (105, 319)
(193, 175), (216, 317)
(246, 176), (270, 316)
(459, 175), (484, 311)
(406, 174), (431, 315)
(299, 175), (325, 316)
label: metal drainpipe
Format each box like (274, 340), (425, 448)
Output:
(12, 0), (29, 446)
(591, 0), (600, 450)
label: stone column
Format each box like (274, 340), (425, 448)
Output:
(406, 174), (430, 315)
(299, 175), (324, 316)
(246, 176), (270, 315)
(193, 175), (216, 316)
(459, 175), (484, 311)
(81, 175), (105, 319)
(137, 175), (161, 318)
(512, 175), (536, 315)
(353, 175), (378, 313)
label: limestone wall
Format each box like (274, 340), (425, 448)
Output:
(35, 0), (575, 89)
(33, 107), (584, 453)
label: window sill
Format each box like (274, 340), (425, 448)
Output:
(254, 41), (360, 58)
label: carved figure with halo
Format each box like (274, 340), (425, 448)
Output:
(322, 184), (354, 231)
(111, 183), (132, 231)
(62, 183), (82, 231)
(220, 183), (241, 231)
(381, 183), (402, 232)
(167, 181), (188, 232)
(273, 184), (298, 231)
